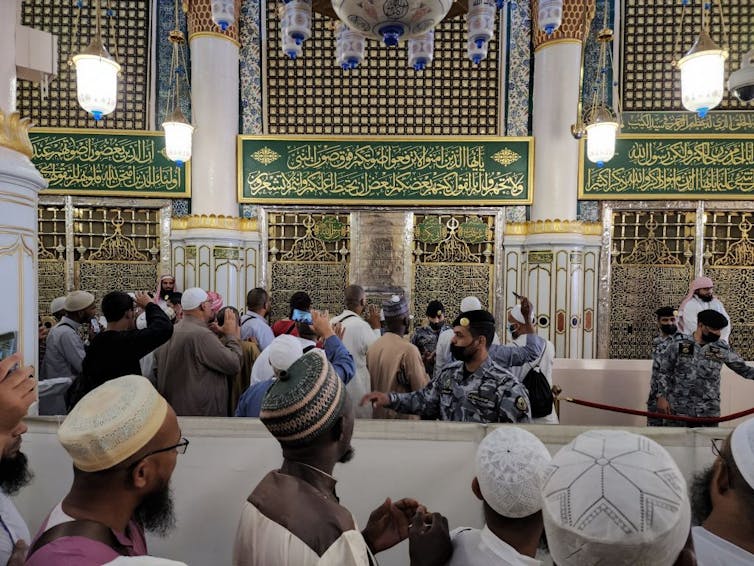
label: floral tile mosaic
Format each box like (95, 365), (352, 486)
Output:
(240, 204), (258, 219)
(506, 206), (528, 222)
(239, 0), (263, 134)
(157, 0), (192, 126)
(577, 200), (600, 222)
(504, 0), (532, 137)
(581, 0), (612, 112)
(172, 199), (191, 217)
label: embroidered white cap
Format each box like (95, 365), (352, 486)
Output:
(731, 416), (754, 490)
(268, 334), (304, 373)
(50, 296), (67, 314)
(510, 304), (535, 324)
(181, 287), (208, 311)
(460, 296), (482, 312)
(542, 429), (691, 566)
(476, 427), (551, 518)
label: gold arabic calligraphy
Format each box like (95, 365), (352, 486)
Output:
(623, 112), (754, 133)
(33, 136), (156, 164)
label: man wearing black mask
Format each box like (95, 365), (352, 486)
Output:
(411, 300), (451, 376)
(362, 309), (531, 423)
(647, 306), (680, 426)
(655, 309), (754, 427)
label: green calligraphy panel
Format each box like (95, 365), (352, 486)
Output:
(579, 134), (754, 200)
(31, 128), (190, 198)
(238, 136), (532, 205)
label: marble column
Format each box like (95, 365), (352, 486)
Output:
(0, 1), (18, 113)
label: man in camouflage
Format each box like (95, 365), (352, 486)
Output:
(361, 308), (532, 423)
(647, 306), (681, 426)
(411, 300), (452, 376)
(655, 309), (754, 427)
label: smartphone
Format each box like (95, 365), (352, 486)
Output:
(512, 291), (523, 300)
(292, 308), (313, 325)
(0, 331), (18, 362)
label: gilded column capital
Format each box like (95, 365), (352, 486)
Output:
(0, 111), (33, 158)
(532, 0), (595, 52)
(505, 219), (601, 236)
(186, 0), (241, 47)
(172, 214), (258, 232)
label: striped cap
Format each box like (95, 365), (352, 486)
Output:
(260, 348), (345, 447)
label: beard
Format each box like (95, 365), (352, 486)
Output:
(695, 291), (713, 303)
(338, 446), (356, 464)
(133, 483), (176, 537)
(0, 452), (33, 495)
(690, 465), (714, 525)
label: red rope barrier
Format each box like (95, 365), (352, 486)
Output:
(560, 397), (754, 424)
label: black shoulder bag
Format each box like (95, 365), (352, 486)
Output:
(522, 348), (554, 419)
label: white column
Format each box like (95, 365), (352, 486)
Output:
(0, 139), (46, 377)
(0, 1), (18, 112)
(531, 44), (582, 221)
(189, 36), (239, 216)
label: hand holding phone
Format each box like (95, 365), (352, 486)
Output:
(292, 308), (313, 325)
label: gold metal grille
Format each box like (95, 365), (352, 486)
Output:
(267, 212), (351, 321)
(704, 211), (754, 359)
(17, 0), (150, 129)
(38, 205), (68, 314)
(609, 210), (695, 359)
(265, 8), (500, 135)
(622, 0), (752, 111)
(412, 213), (495, 322)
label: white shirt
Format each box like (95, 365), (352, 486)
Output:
(692, 526), (754, 566)
(447, 525), (541, 566)
(0, 491), (30, 564)
(331, 310), (380, 419)
(679, 296), (731, 342)
(434, 329), (501, 379)
(510, 334), (558, 424)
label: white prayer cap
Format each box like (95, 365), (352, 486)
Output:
(58, 375), (168, 472)
(476, 427), (551, 518)
(50, 296), (66, 314)
(64, 290), (95, 312)
(181, 287), (208, 311)
(510, 304), (534, 324)
(731, 417), (754, 490)
(542, 429), (690, 566)
(268, 335), (304, 373)
(460, 296), (482, 312)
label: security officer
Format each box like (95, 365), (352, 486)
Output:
(360, 309), (531, 423)
(647, 306), (681, 426)
(655, 309), (754, 427)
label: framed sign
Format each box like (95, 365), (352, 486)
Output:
(238, 135), (533, 205)
(31, 128), (191, 198)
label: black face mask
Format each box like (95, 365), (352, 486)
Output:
(429, 321), (444, 332)
(450, 340), (479, 363)
(701, 332), (720, 343)
(660, 324), (677, 335)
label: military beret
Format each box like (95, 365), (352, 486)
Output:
(426, 300), (444, 318)
(452, 309), (496, 330)
(655, 306), (677, 318)
(697, 309), (728, 330)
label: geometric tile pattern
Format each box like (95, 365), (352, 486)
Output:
(17, 0), (150, 129)
(157, 0), (192, 126)
(239, 0), (263, 134)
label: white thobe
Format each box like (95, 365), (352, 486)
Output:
(510, 334), (558, 424)
(692, 526), (754, 566)
(678, 296), (731, 342)
(0, 491), (30, 565)
(447, 525), (541, 566)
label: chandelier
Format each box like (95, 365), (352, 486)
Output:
(278, 0), (555, 69)
(162, 0), (194, 166)
(70, 0), (121, 121)
(572, 1), (621, 167)
(673, 0), (729, 117)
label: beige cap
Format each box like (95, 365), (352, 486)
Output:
(58, 375), (168, 472)
(64, 291), (95, 313)
(50, 296), (67, 314)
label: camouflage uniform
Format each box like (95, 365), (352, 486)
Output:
(655, 334), (754, 427)
(387, 356), (532, 423)
(411, 323), (451, 376)
(647, 333), (678, 426)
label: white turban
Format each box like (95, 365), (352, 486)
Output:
(460, 296), (482, 312)
(732, 417), (754, 490)
(542, 429), (691, 566)
(476, 427), (551, 518)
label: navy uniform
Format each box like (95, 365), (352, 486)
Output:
(411, 323), (451, 375)
(386, 356), (532, 423)
(655, 311), (754, 426)
(647, 334), (678, 426)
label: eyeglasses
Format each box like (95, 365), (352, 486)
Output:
(711, 437), (724, 458)
(126, 437), (189, 472)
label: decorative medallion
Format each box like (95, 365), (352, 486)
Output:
(314, 215), (347, 242)
(491, 147), (521, 167)
(458, 216), (488, 244)
(251, 146), (280, 165)
(415, 216), (445, 244)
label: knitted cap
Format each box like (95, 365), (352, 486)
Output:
(476, 427), (551, 518)
(383, 295), (408, 318)
(731, 416), (754, 491)
(261, 349), (345, 447)
(452, 309), (496, 331)
(542, 430), (691, 566)
(64, 291), (95, 313)
(426, 300), (444, 318)
(58, 375), (168, 472)
(460, 296), (482, 312)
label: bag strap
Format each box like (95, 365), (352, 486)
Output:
(530, 342), (547, 371)
(284, 321), (297, 335)
(338, 314), (357, 323)
(27, 520), (127, 559)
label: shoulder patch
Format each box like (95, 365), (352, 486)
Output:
(515, 396), (528, 412)
(679, 342), (694, 355)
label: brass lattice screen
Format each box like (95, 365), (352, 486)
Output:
(38, 205), (68, 315)
(267, 212), (351, 322)
(17, 0), (150, 129)
(266, 7), (500, 135)
(608, 210), (695, 359)
(621, 0), (752, 111)
(412, 213), (495, 323)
